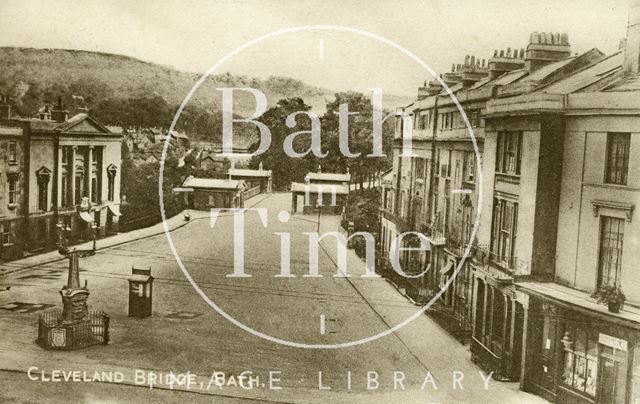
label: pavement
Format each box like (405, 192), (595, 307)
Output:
(0, 192), (548, 403)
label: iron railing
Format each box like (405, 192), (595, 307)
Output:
(244, 185), (261, 200)
(422, 222), (446, 245)
(37, 308), (110, 350)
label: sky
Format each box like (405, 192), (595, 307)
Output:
(0, 0), (631, 98)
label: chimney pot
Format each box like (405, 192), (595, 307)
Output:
(525, 31), (571, 72)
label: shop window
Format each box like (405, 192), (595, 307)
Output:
(496, 131), (522, 176)
(598, 216), (624, 287)
(605, 133), (630, 185)
(561, 327), (598, 398)
(538, 314), (558, 389)
(492, 293), (506, 352)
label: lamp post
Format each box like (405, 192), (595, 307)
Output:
(91, 221), (98, 252)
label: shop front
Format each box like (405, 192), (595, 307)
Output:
(471, 267), (527, 381)
(522, 287), (640, 404)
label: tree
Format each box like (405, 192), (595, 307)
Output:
(248, 98), (316, 190)
(314, 92), (394, 188)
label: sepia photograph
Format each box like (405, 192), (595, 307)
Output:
(0, 0), (637, 402)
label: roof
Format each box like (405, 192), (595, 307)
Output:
(290, 182), (349, 195)
(541, 51), (623, 94)
(305, 172), (351, 182)
(493, 70), (528, 86)
(106, 125), (124, 134)
(604, 73), (640, 92)
(182, 176), (244, 190)
(524, 57), (577, 82)
(518, 281), (640, 327)
(228, 168), (272, 177)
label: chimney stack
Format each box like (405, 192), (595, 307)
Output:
(524, 31), (571, 72)
(0, 95), (11, 120)
(488, 47), (525, 80)
(417, 81), (430, 100)
(51, 96), (69, 123)
(624, 0), (640, 73)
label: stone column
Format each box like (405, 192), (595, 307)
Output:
(471, 275), (478, 335)
(56, 147), (63, 208)
(87, 146), (93, 204)
(71, 146), (77, 204)
(519, 307), (529, 389)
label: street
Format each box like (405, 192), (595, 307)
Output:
(0, 193), (546, 403)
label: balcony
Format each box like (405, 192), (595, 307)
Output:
(421, 222), (445, 246)
(444, 236), (473, 258)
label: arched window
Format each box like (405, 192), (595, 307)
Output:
(36, 167), (51, 211)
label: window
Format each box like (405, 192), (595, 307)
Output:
(463, 151), (476, 183)
(461, 199), (473, 244)
(469, 110), (481, 127)
(562, 327), (598, 398)
(91, 177), (98, 203)
(61, 173), (69, 207)
(62, 146), (69, 166)
(8, 141), (16, 164)
(1, 222), (11, 245)
(490, 198), (518, 268)
(598, 216), (624, 287)
(496, 131), (522, 175)
(7, 175), (16, 204)
(38, 177), (48, 211)
(440, 112), (455, 129)
(605, 133), (630, 185)
(416, 112), (429, 130)
(75, 173), (83, 204)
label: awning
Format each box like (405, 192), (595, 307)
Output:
(439, 260), (454, 275)
(107, 203), (122, 217)
(79, 211), (94, 223)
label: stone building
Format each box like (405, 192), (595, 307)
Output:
(180, 176), (245, 210)
(0, 98), (122, 259)
(382, 2), (640, 401)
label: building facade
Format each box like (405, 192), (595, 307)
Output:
(381, 2), (640, 401)
(0, 99), (122, 260)
(181, 176), (245, 210)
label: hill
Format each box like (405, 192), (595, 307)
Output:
(0, 47), (413, 141)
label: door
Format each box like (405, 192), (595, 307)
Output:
(598, 347), (627, 404)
